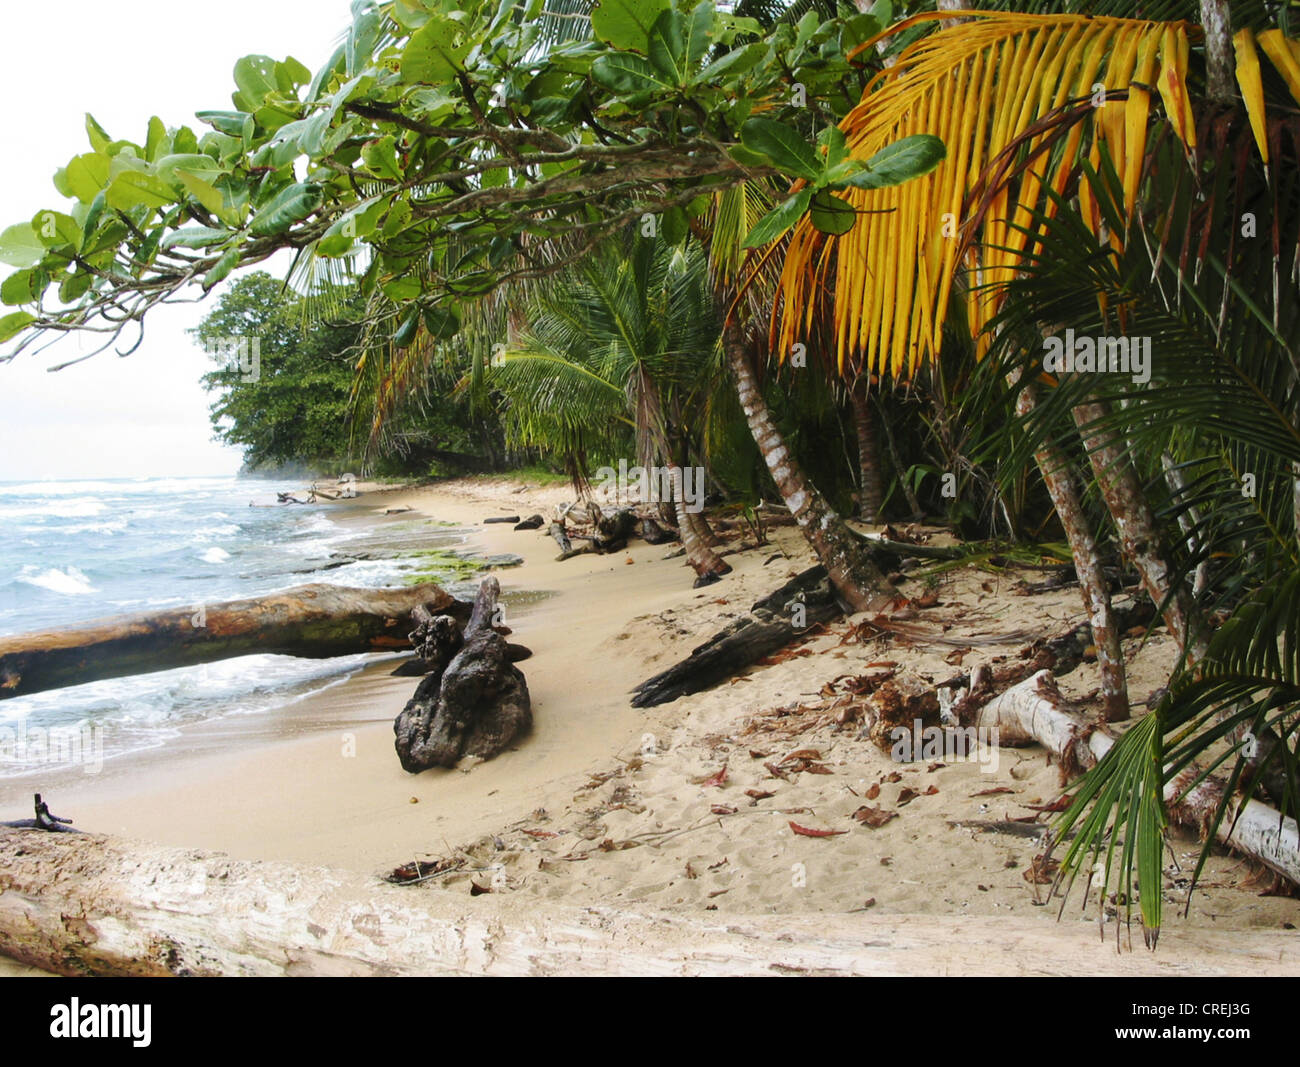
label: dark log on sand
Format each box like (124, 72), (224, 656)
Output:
(0, 583), (468, 701)
(631, 566), (839, 708)
(393, 577), (531, 771)
(483, 515), (521, 524)
(1, 829), (1295, 976)
(514, 513), (545, 530)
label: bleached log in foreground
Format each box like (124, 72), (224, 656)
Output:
(976, 671), (1300, 887)
(0, 829), (1295, 976)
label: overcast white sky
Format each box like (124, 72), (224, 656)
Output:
(0, 0), (352, 480)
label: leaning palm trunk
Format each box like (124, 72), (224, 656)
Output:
(851, 382), (884, 522)
(669, 465), (730, 579)
(687, 507), (723, 548)
(1016, 382), (1129, 721)
(1073, 399), (1203, 658)
(722, 321), (891, 613)
(1074, 400), (1292, 800)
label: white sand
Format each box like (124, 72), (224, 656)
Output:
(2, 476), (1296, 973)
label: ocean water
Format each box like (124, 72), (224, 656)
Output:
(0, 476), (468, 777)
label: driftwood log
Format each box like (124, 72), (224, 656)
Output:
(976, 671), (1300, 887)
(0, 583), (468, 701)
(393, 577), (531, 771)
(631, 566), (840, 708)
(0, 828), (1295, 976)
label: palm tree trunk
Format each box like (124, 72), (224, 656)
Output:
(851, 382), (884, 523)
(669, 465), (730, 579)
(1075, 400), (1295, 800)
(1072, 400), (1204, 659)
(688, 507), (723, 547)
(1199, 0), (1235, 104)
(1016, 382), (1129, 722)
(722, 320), (892, 613)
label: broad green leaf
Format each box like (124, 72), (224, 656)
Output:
(249, 182), (323, 235)
(647, 10), (687, 83)
(809, 189), (856, 235)
(277, 56), (312, 91)
(63, 153), (111, 203)
(59, 271), (92, 303)
(85, 113), (112, 153)
(422, 305), (460, 339)
(202, 247), (241, 290)
(0, 310), (35, 343)
(836, 133), (946, 191)
(591, 0), (671, 53)
(178, 172), (244, 226)
(83, 191), (107, 238)
(740, 118), (822, 180)
(161, 226), (232, 249)
(743, 188), (812, 247)
(694, 41), (764, 83)
(393, 307), (421, 348)
(317, 197), (383, 257)
(392, 0), (434, 31)
(157, 153), (227, 184)
(0, 222), (45, 268)
(820, 126), (848, 169)
(683, 1), (716, 68)
(196, 110), (254, 138)
(591, 52), (675, 95)
(145, 116), (168, 162)
(361, 136), (403, 181)
(31, 210), (81, 251)
(233, 55), (279, 108)
(106, 171), (176, 211)
(660, 205), (688, 245)
(401, 17), (471, 83)
(1, 269), (43, 306)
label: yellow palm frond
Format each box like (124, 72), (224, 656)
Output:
(771, 11), (1300, 383)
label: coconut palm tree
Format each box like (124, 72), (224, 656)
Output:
(481, 230), (734, 577)
(760, 1), (1300, 937)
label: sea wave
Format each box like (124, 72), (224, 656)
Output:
(16, 565), (97, 596)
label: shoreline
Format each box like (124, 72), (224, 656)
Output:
(2, 475), (1297, 974)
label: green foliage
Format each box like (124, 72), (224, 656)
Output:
(194, 273), (364, 472)
(0, 0), (932, 365)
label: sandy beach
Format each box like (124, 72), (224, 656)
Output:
(2, 476), (1297, 975)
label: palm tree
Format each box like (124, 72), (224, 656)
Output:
(762, 3), (1300, 935)
(483, 231), (733, 577)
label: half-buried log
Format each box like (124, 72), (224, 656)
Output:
(393, 577), (531, 771)
(631, 566), (840, 708)
(975, 671), (1300, 888)
(0, 583), (468, 701)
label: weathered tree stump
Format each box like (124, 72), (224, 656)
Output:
(393, 578), (531, 771)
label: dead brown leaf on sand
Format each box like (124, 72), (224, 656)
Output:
(852, 806), (899, 829)
(789, 821), (847, 838)
(1023, 853), (1060, 884)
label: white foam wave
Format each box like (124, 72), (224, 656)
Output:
(17, 565), (97, 596)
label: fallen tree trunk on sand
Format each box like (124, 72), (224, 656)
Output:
(0, 583), (468, 700)
(2, 828), (1295, 976)
(393, 577), (531, 771)
(631, 566), (839, 708)
(975, 671), (1300, 887)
